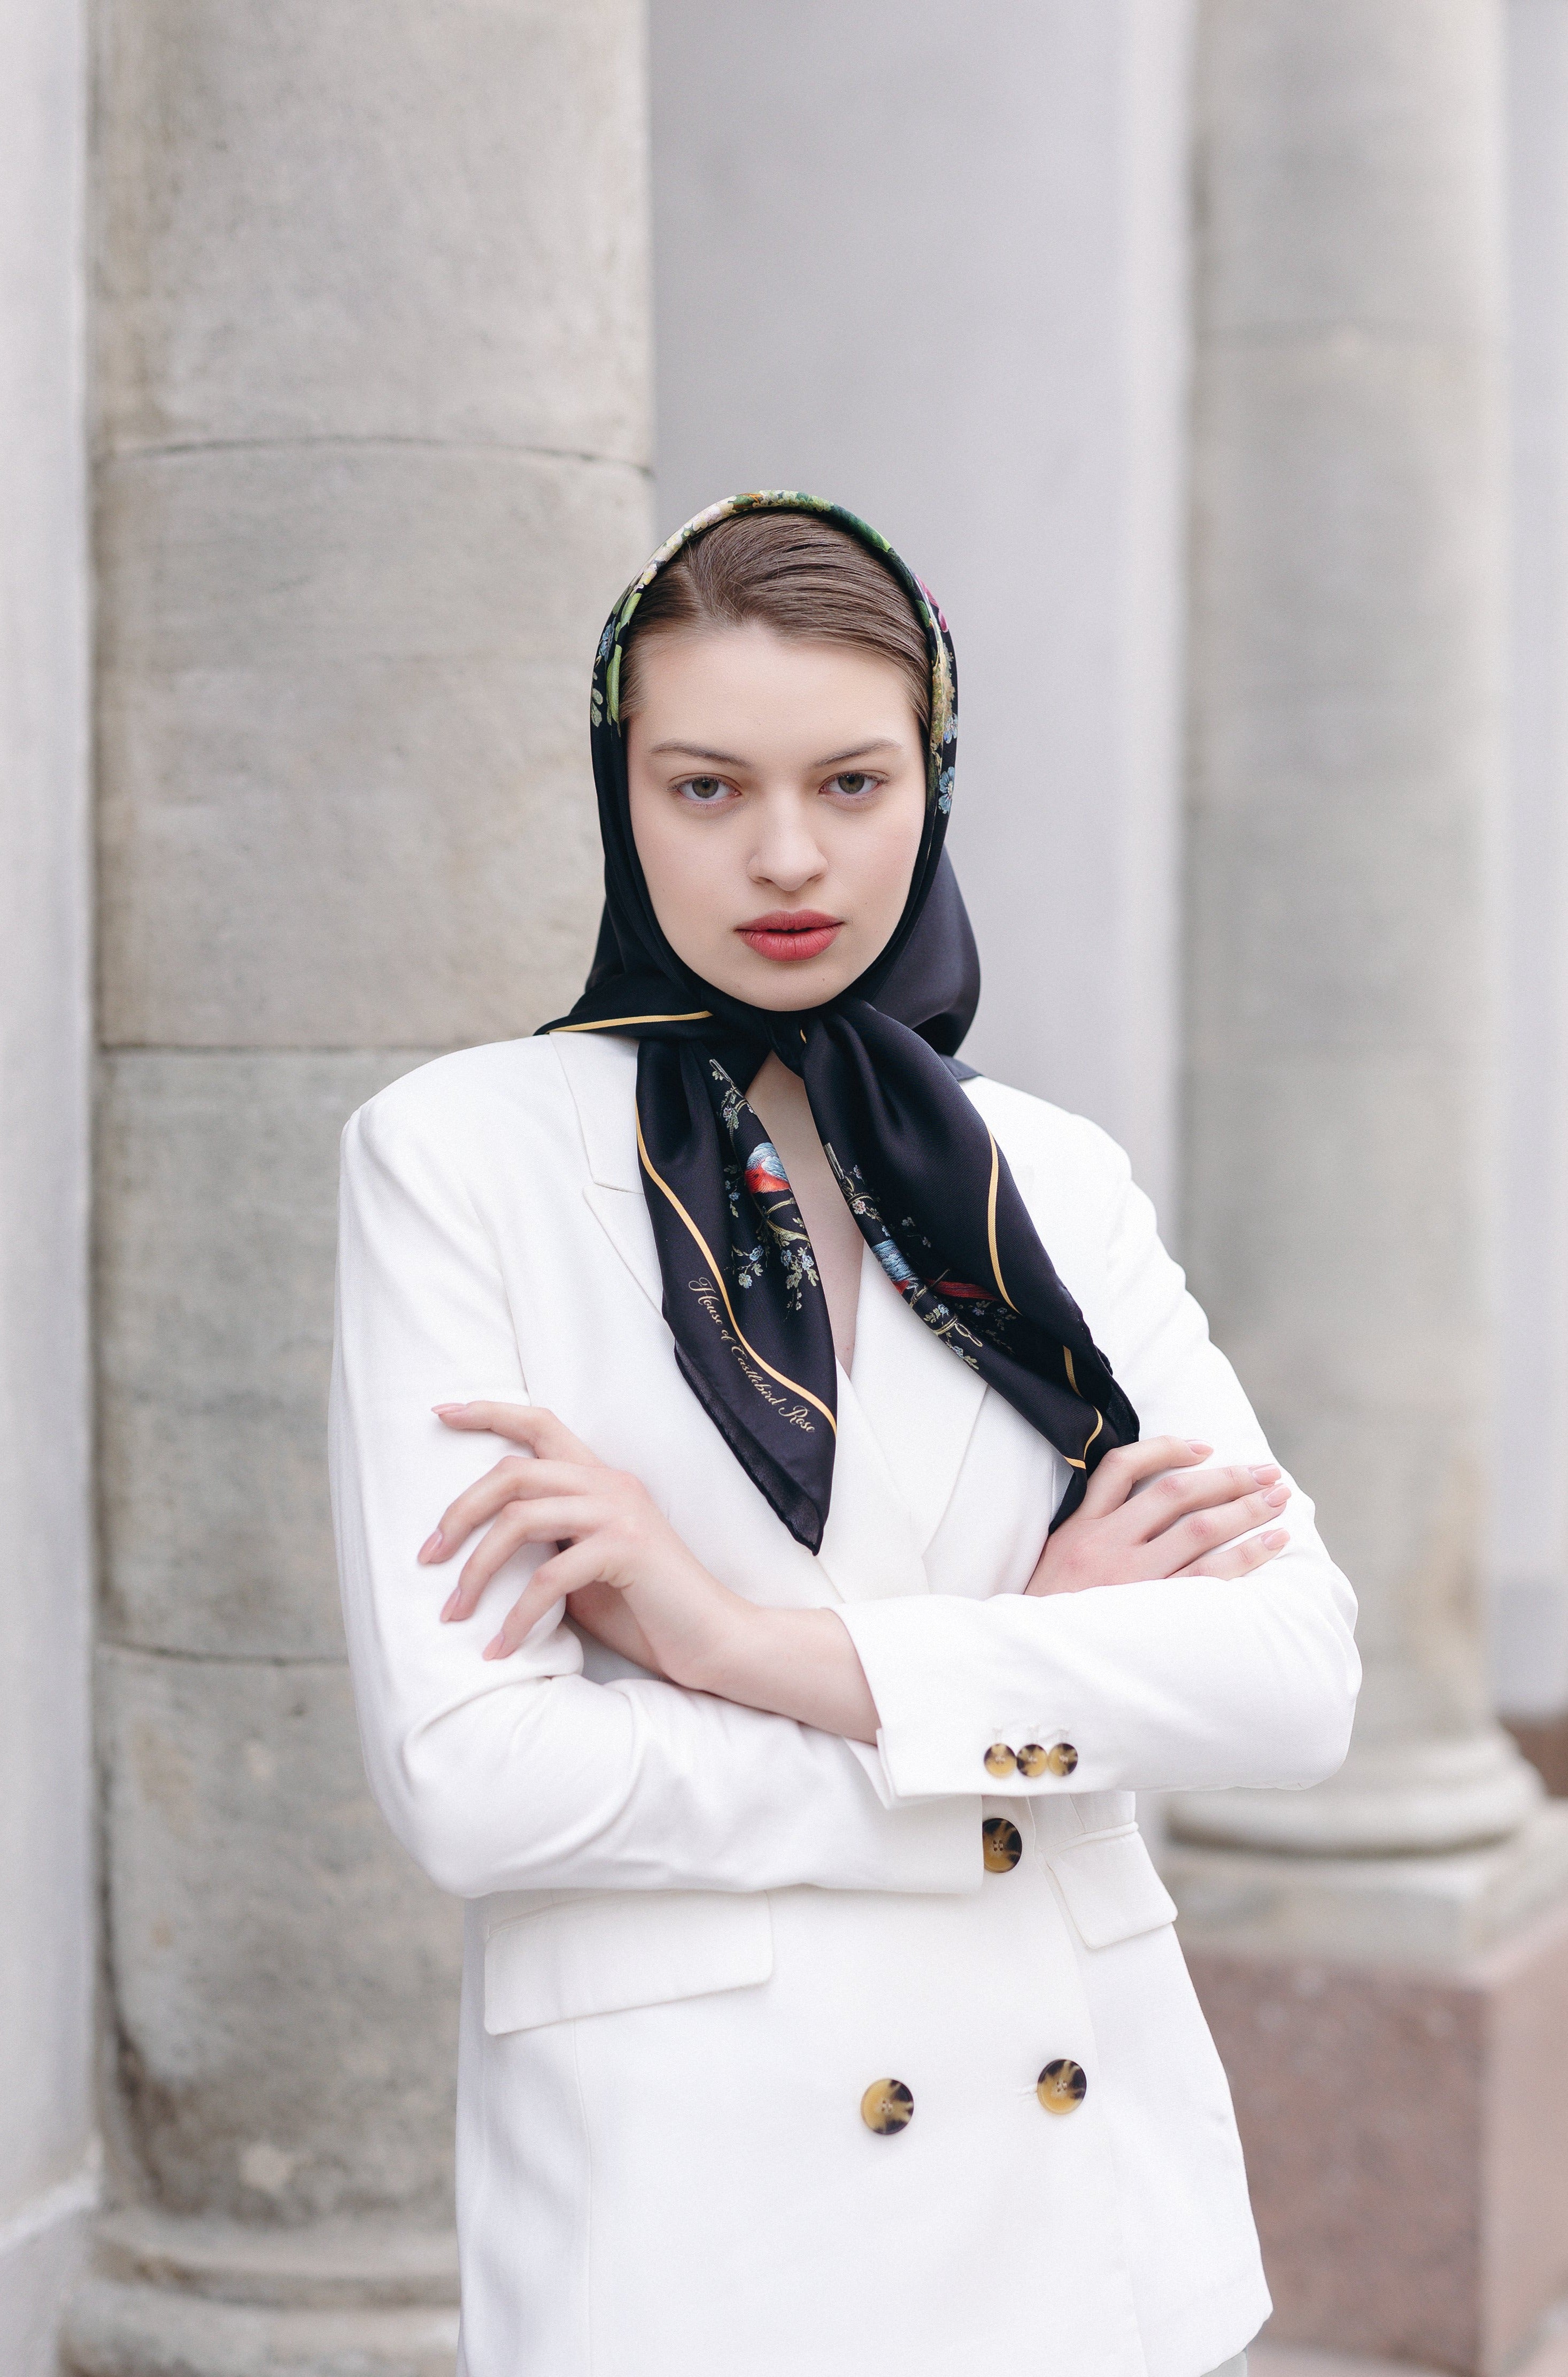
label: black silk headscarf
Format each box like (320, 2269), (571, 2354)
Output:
(543, 493), (1137, 1552)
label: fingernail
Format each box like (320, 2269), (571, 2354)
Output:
(440, 1587), (461, 1622)
(418, 1529), (443, 1561)
(1264, 1483), (1290, 1507)
(1262, 1529), (1288, 1550)
(482, 1633), (505, 1661)
(1186, 1440), (1213, 1456)
(1249, 1464), (1281, 1482)
(432, 1403), (466, 1417)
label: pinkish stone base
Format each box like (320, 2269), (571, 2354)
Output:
(1185, 1896), (1568, 2376)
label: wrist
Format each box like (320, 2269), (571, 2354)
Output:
(683, 1587), (768, 1699)
(628, 1552), (760, 1697)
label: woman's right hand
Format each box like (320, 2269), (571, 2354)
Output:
(1026, 1437), (1291, 1598)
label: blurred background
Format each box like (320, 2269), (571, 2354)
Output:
(4, 2), (1568, 2373)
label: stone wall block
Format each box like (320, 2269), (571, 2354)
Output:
(98, 1052), (430, 1660)
(97, 445), (648, 1047)
(1199, 0), (1502, 335)
(99, 1645), (461, 2221)
(95, 0), (651, 457)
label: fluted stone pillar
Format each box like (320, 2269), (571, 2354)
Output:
(1164, 8), (1568, 2365)
(68, 5), (653, 2371)
(1173, 0), (1539, 1861)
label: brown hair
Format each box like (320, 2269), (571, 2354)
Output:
(617, 511), (931, 731)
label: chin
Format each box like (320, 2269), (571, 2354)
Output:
(714, 961), (857, 1012)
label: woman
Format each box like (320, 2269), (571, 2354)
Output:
(330, 493), (1359, 2377)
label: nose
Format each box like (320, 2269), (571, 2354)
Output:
(748, 789), (827, 896)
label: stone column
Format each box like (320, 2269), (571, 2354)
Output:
(1165, 7), (1568, 2366)
(0, 0), (97, 2366)
(1174, 0), (1539, 1860)
(1492, 0), (1568, 1776)
(652, 0), (1194, 1222)
(67, 5), (652, 2372)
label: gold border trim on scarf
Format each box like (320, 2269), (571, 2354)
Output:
(553, 1012), (712, 1032)
(985, 1129), (1018, 1312)
(634, 1114), (838, 1437)
(1061, 1349), (1104, 1470)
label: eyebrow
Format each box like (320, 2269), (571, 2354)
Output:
(646, 738), (901, 768)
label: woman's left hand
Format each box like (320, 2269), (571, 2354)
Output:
(417, 1401), (880, 1741)
(418, 1402), (737, 1681)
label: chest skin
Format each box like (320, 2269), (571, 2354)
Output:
(745, 1051), (867, 1370)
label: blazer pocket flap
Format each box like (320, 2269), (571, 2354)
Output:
(1043, 1827), (1178, 1950)
(484, 1890), (774, 2035)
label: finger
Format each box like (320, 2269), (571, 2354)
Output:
(432, 1402), (602, 1468)
(484, 1541), (608, 1660)
(1122, 1461), (1284, 1544)
(420, 1458), (598, 1564)
(1175, 1527), (1289, 1581)
(443, 1497), (606, 1618)
(1079, 1435), (1213, 1519)
(1147, 1483), (1292, 1575)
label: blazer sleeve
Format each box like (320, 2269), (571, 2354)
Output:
(329, 1087), (978, 1902)
(835, 1125), (1362, 1804)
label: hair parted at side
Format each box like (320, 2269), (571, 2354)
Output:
(616, 510), (931, 730)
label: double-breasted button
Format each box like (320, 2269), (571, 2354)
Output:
(1037, 2058), (1088, 2115)
(983, 1741), (1017, 1778)
(982, 1817), (1022, 1873)
(1018, 1740), (1078, 1779)
(861, 2078), (914, 2135)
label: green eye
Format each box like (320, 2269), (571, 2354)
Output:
(828, 772), (875, 797)
(678, 776), (729, 803)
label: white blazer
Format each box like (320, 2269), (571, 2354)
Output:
(330, 1030), (1359, 2377)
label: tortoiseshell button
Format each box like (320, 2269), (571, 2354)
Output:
(982, 1817), (1023, 1873)
(1037, 2058), (1088, 2116)
(984, 1742), (1017, 1778)
(861, 2078), (914, 2135)
(1018, 1740), (1079, 1779)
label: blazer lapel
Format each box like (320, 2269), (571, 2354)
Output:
(553, 1032), (665, 1313)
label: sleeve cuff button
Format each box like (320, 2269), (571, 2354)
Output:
(1018, 1741), (1078, 1779)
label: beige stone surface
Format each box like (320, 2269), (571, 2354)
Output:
(97, 443), (648, 1047)
(97, 1051), (431, 1659)
(1168, 1805), (1568, 1964)
(1251, 2309), (1568, 2377)
(1186, 1896), (1568, 2374)
(64, 2278), (460, 2377)
(94, 2208), (458, 2310)
(1251, 2349), (1449, 2377)
(98, 1647), (462, 2222)
(94, 0), (651, 460)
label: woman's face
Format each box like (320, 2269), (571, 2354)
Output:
(624, 622), (928, 1010)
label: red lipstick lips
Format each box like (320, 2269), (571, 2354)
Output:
(736, 910), (844, 963)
